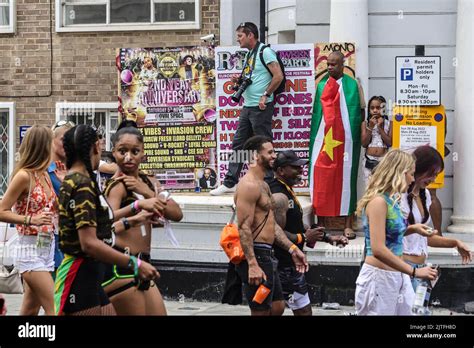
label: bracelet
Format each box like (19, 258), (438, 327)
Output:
(137, 258), (142, 268)
(322, 231), (331, 243)
(288, 244), (298, 255)
(23, 215), (28, 226)
(296, 234), (303, 244)
(411, 267), (416, 278)
(121, 217), (131, 230)
(130, 201), (141, 214)
(128, 255), (139, 278)
(134, 200), (141, 213)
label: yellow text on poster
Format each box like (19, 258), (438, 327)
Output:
(392, 105), (445, 189)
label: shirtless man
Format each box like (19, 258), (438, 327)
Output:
(234, 135), (309, 316)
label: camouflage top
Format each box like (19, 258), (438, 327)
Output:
(58, 172), (114, 257)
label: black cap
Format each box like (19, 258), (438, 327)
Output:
(273, 150), (308, 170)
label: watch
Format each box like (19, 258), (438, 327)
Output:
(263, 91), (271, 97)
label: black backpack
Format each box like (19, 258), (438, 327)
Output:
(259, 45), (286, 97)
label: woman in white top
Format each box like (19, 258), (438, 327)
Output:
(402, 146), (472, 290)
(361, 96), (392, 185)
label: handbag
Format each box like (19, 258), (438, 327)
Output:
(219, 205), (269, 264)
(0, 173), (32, 294)
(364, 153), (380, 171)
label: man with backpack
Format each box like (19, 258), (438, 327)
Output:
(211, 22), (285, 196)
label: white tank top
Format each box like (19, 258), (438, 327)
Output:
(367, 118), (390, 148)
(401, 189), (432, 256)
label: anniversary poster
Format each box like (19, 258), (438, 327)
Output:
(215, 44), (315, 191)
(117, 46), (217, 191)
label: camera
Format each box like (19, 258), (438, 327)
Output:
(200, 34), (215, 43)
(231, 76), (253, 102)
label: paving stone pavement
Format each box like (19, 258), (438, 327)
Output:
(1, 294), (468, 316)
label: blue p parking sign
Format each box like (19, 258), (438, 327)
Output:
(401, 68), (413, 81)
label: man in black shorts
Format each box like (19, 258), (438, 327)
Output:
(267, 150), (348, 315)
(234, 136), (308, 316)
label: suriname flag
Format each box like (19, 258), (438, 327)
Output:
(309, 74), (362, 216)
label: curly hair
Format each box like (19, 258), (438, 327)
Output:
(357, 149), (415, 216)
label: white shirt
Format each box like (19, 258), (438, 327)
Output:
(401, 189), (432, 256)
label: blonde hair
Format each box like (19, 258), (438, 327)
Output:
(11, 125), (53, 179)
(356, 149), (415, 216)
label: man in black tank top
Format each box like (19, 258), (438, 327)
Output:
(267, 150), (348, 315)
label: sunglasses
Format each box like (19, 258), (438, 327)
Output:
(52, 120), (75, 131)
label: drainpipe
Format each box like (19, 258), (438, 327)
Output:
(260, 0), (267, 43)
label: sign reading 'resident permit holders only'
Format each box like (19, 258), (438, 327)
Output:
(395, 56), (441, 106)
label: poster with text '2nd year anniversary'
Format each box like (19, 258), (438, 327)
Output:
(215, 44), (315, 191)
(117, 46), (217, 191)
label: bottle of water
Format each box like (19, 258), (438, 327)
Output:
(412, 264), (433, 316)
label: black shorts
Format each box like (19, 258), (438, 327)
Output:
(235, 243), (284, 311)
(102, 247), (153, 297)
(278, 265), (309, 299)
(57, 257), (110, 314)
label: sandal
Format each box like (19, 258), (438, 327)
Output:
(343, 228), (357, 240)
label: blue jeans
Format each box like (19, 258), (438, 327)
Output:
(404, 260), (426, 291)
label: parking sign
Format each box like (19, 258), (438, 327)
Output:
(395, 56), (441, 106)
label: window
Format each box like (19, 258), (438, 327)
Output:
(0, 102), (15, 196)
(0, 0), (15, 34)
(55, 102), (119, 151)
(56, 0), (200, 32)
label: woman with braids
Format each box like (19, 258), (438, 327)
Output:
(0, 126), (56, 315)
(402, 146), (472, 291)
(355, 149), (438, 315)
(54, 124), (161, 315)
(360, 96), (392, 185)
(102, 121), (183, 315)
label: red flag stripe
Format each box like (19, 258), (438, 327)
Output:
(313, 77), (345, 216)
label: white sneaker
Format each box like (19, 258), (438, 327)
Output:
(210, 184), (236, 196)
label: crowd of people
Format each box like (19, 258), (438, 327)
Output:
(0, 21), (471, 317)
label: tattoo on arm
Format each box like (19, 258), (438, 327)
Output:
(238, 215), (256, 262)
(272, 193), (288, 229)
(274, 222), (293, 251)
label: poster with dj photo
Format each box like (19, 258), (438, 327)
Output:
(215, 44), (315, 191)
(117, 47), (217, 191)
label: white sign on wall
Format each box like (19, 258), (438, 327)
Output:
(395, 56), (441, 106)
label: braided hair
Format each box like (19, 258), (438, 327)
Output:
(63, 124), (100, 193)
(407, 146), (444, 225)
(367, 95), (387, 123)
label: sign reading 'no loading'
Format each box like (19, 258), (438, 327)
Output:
(395, 56), (441, 106)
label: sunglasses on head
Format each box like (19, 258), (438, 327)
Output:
(52, 120), (75, 131)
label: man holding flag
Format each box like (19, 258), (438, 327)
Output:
(309, 51), (365, 240)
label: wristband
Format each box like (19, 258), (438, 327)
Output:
(322, 231), (331, 243)
(296, 234), (303, 244)
(128, 255), (139, 278)
(121, 217), (131, 230)
(288, 244), (298, 255)
(411, 267), (416, 278)
(137, 258), (142, 268)
(134, 200), (141, 213)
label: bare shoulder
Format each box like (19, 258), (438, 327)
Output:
(12, 169), (30, 187)
(366, 195), (388, 214)
(235, 179), (261, 202)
